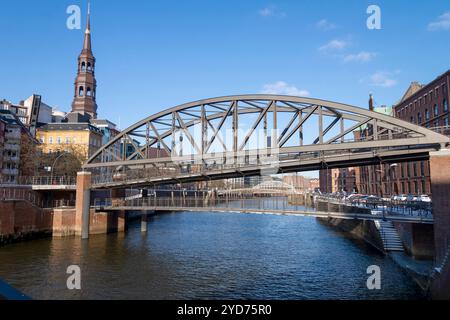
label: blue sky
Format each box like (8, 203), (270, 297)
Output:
(1, 0), (450, 130)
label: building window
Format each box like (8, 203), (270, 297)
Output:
(445, 116), (449, 127)
(73, 137), (77, 144)
(79, 86), (84, 97)
(410, 116), (415, 124)
(418, 112), (422, 124)
(444, 99), (448, 112)
(81, 62), (86, 71)
(425, 109), (430, 120)
(434, 104), (439, 117)
(39, 137), (45, 144)
(49, 137), (53, 144)
(87, 62), (92, 71)
(57, 137), (62, 144)
(86, 87), (92, 96)
(65, 137), (70, 144)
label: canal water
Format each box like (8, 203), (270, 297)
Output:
(0, 211), (424, 300)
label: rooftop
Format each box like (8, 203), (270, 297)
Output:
(38, 122), (102, 134)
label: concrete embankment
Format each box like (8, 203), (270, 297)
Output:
(317, 216), (434, 292)
(317, 217), (385, 252)
(316, 196), (438, 293)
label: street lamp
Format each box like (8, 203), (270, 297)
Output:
(49, 152), (70, 184)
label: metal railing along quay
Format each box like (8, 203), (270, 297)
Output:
(31, 176), (76, 186)
(0, 187), (75, 209)
(315, 195), (433, 219)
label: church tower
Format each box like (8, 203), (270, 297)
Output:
(71, 2), (98, 119)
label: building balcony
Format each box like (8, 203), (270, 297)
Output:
(3, 144), (20, 151)
(2, 168), (19, 176)
(3, 156), (20, 162)
(5, 132), (21, 140)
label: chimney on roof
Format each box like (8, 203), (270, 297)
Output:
(369, 93), (374, 112)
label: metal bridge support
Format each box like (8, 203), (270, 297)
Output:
(75, 171), (91, 239)
(430, 149), (450, 299)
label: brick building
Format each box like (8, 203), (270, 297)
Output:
(319, 167), (360, 194)
(0, 110), (37, 184)
(390, 70), (450, 197)
(353, 70), (450, 197)
(0, 120), (5, 179)
(289, 173), (335, 193)
(356, 99), (395, 197)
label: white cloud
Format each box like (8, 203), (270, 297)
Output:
(259, 7), (273, 17)
(319, 39), (348, 52)
(428, 12), (450, 31)
(343, 51), (377, 63)
(316, 19), (336, 31)
(258, 6), (286, 18)
(261, 81), (310, 97)
(370, 71), (398, 88)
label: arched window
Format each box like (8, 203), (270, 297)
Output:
(425, 109), (430, 120)
(434, 104), (439, 117)
(79, 86), (84, 97)
(87, 62), (92, 71)
(81, 62), (86, 71)
(417, 112), (422, 124)
(444, 99), (448, 112)
(86, 87), (92, 96)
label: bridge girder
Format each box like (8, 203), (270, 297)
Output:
(84, 95), (450, 188)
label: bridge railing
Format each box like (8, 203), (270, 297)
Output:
(0, 187), (75, 209)
(90, 147), (392, 187)
(31, 176), (76, 186)
(92, 195), (433, 223)
(93, 195), (305, 212)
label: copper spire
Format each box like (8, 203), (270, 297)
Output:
(83, 1), (92, 52)
(71, 0), (98, 120)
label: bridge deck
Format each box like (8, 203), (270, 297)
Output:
(93, 205), (433, 224)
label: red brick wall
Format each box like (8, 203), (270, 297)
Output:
(0, 200), (53, 243)
(430, 150), (450, 265)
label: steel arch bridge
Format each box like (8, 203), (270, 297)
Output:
(84, 95), (450, 189)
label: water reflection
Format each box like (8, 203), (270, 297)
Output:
(0, 212), (423, 300)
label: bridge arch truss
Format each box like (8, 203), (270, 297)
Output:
(84, 95), (449, 188)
